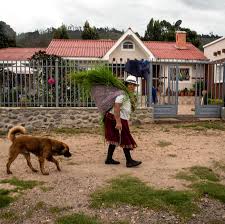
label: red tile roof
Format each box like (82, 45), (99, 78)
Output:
(46, 39), (116, 58)
(47, 39), (206, 61)
(0, 40), (207, 61)
(144, 41), (207, 61)
(0, 48), (46, 61)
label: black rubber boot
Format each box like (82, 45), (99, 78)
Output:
(123, 148), (142, 168)
(105, 144), (120, 165)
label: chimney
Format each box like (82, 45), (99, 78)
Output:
(175, 31), (187, 49)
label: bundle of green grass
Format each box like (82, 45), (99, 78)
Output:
(70, 66), (136, 113)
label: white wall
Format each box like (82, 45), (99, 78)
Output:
(109, 36), (149, 63)
(204, 37), (225, 61)
(159, 64), (204, 92)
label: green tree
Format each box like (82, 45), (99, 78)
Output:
(16, 30), (53, 47)
(135, 32), (141, 38)
(81, 21), (99, 40)
(0, 21), (16, 48)
(144, 19), (166, 41)
(180, 27), (201, 48)
(160, 20), (175, 41)
(53, 25), (69, 39)
(143, 18), (155, 40)
(143, 18), (201, 48)
(144, 18), (174, 41)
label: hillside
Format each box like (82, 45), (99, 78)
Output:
(16, 27), (123, 47)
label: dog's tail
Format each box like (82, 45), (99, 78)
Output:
(8, 126), (26, 142)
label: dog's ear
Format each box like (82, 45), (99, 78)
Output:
(62, 143), (71, 157)
(62, 144), (70, 151)
(51, 141), (71, 157)
(52, 143), (64, 154)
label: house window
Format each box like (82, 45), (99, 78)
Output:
(214, 64), (224, 83)
(222, 49), (225, 53)
(122, 41), (134, 50)
(213, 52), (217, 56)
(180, 68), (190, 81)
(170, 67), (190, 81)
(217, 51), (221, 55)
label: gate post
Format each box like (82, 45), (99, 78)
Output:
(147, 61), (153, 106)
(55, 59), (59, 107)
(223, 63), (225, 107)
(175, 64), (179, 106)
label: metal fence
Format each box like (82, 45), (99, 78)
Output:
(1, 59), (224, 118)
(0, 59), (148, 108)
(149, 60), (225, 117)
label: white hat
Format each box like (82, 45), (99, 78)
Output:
(125, 75), (139, 85)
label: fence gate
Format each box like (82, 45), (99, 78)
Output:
(194, 62), (225, 118)
(150, 62), (179, 118)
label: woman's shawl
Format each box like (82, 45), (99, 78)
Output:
(91, 85), (124, 114)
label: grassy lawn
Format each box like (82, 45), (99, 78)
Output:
(189, 166), (220, 182)
(0, 177), (42, 209)
(91, 176), (199, 219)
(175, 171), (199, 182)
(176, 166), (220, 182)
(0, 189), (14, 209)
(157, 140), (172, 148)
(191, 181), (225, 203)
(49, 206), (73, 214)
(91, 166), (225, 221)
(0, 177), (42, 190)
(56, 213), (102, 224)
(173, 121), (225, 131)
(0, 211), (18, 221)
(212, 160), (225, 172)
(176, 165), (225, 204)
(53, 127), (101, 135)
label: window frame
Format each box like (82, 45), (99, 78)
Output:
(121, 41), (135, 51)
(214, 64), (224, 84)
(169, 66), (192, 83)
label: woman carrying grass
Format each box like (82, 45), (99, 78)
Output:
(71, 67), (142, 168)
(104, 75), (142, 168)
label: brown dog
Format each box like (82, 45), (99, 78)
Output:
(6, 126), (71, 175)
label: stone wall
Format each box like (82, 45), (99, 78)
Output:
(0, 107), (154, 131)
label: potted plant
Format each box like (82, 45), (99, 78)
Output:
(178, 90), (181, 96)
(20, 96), (30, 107)
(183, 88), (188, 96)
(190, 88), (195, 96)
(180, 89), (184, 96)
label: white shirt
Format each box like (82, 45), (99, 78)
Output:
(110, 94), (131, 120)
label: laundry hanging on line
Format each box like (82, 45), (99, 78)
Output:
(125, 59), (158, 104)
(124, 59), (150, 80)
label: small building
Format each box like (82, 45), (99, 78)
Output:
(203, 36), (225, 99)
(46, 28), (208, 92)
(0, 48), (45, 61)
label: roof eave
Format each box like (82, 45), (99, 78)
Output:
(62, 57), (104, 60)
(102, 28), (155, 60)
(153, 58), (210, 64)
(203, 36), (225, 48)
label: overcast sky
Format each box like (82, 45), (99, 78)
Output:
(1, 0), (224, 36)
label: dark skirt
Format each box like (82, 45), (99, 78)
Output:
(104, 112), (137, 149)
